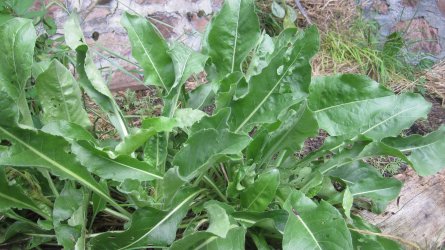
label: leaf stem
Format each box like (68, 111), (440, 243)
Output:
(349, 227), (420, 250)
(203, 175), (229, 203)
(42, 170), (59, 197)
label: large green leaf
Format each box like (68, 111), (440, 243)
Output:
(228, 27), (319, 132)
(64, 13), (129, 138)
(115, 129), (156, 155)
(53, 184), (88, 250)
(169, 226), (246, 250)
(308, 74), (431, 140)
(0, 169), (50, 220)
(282, 191), (353, 250)
(383, 126), (445, 176)
(121, 12), (174, 90)
(204, 0), (260, 78)
(0, 91), (19, 126)
(245, 32), (274, 80)
(72, 141), (162, 182)
(232, 210), (288, 233)
(240, 169), (280, 212)
(41, 121), (96, 142)
(0, 17), (36, 125)
(204, 200), (232, 238)
(35, 60), (90, 128)
(89, 188), (202, 249)
(329, 161), (402, 213)
(173, 129), (251, 179)
(261, 102), (318, 163)
(0, 126), (125, 215)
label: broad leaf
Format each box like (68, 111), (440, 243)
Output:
(41, 121), (96, 142)
(261, 102), (318, 163)
(228, 27), (319, 132)
(53, 183), (87, 250)
(121, 12), (174, 90)
(383, 126), (445, 176)
(64, 13), (129, 138)
(0, 126), (122, 214)
(246, 32), (274, 80)
(204, 0), (260, 77)
(232, 210), (288, 233)
(169, 226), (246, 250)
(308, 74), (431, 140)
(36, 60), (90, 128)
(115, 129), (156, 155)
(329, 162), (402, 213)
(204, 200), (231, 238)
(283, 191), (353, 250)
(240, 169), (280, 212)
(173, 129), (251, 179)
(0, 169), (50, 220)
(89, 188), (202, 249)
(0, 17), (36, 125)
(0, 91), (19, 126)
(72, 141), (162, 182)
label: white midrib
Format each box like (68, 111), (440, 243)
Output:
(399, 141), (438, 152)
(0, 192), (36, 211)
(234, 52), (301, 133)
(296, 214), (322, 250)
(230, 0), (242, 73)
(0, 127), (112, 204)
(128, 25), (166, 89)
(245, 181), (271, 209)
(119, 190), (202, 250)
(54, 68), (72, 123)
(352, 186), (395, 196)
(95, 154), (162, 180)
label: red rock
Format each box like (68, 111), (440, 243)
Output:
(438, 0), (445, 15)
(189, 13), (210, 33)
(372, 0), (389, 14)
(402, 0), (420, 7)
(147, 12), (179, 39)
(393, 18), (442, 55)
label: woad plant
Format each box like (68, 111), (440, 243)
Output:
(0, 0), (444, 249)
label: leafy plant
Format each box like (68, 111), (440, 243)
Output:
(1, 0), (444, 249)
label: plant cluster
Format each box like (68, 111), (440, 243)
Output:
(1, 0), (444, 249)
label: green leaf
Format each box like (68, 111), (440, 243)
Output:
(330, 162), (402, 213)
(169, 41), (208, 91)
(308, 74), (431, 140)
(169, 226), (246, 250)
(89, 188), (202, 249)
(204, 200), (231, 238)
(240, 169), (280, 212)
(283, 191), (353, 250)
(204, 0), (260, 77)
(64, 13), (129, 138)
(53, 183), (87, 250)
(0, 126), (124, 215)
(161, 167), (185, 200)
(349, 215), (403, 250)
(173, 129), (251, 179)
(271, 1), (285, 18)
(36, 60), (91, 128)
(342, 187), (353, 221)
(228, 27), (319, 132)
(115, 129), (156, 155)
(0, 169), (50, 220)
(190, 108), (231, 135)
(246, 32), (274, 80)
(92, 179), (108, 219)
(0, 91), (19, 126)
(72, 141), (163, 182)
(383, 126), (445, 176)
(41, 121), (96, 142)
(232, 210), (288, 233)
(0, 17), (36, 125)
(121, 12), (174, 90)
(261, 102), (318, 163)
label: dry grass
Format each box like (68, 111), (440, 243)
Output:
(425, 60), (445, 105)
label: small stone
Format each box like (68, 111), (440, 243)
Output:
(189, 12), (210, 33)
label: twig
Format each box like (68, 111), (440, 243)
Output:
(293, 0), (312, 25)
(349, 227), (421, 250)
